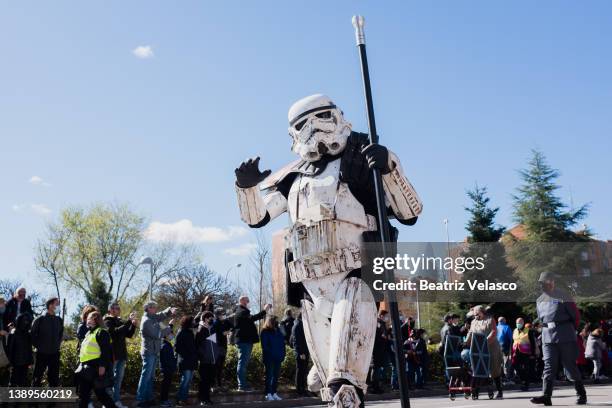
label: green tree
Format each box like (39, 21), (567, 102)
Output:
(35, 202), (200, 308)
(507, 150), (590, 302)
(465, 184), (505, 243)
(35, 203), (144, 304)
(86, 278), (113, 314)
(461, 185), (516, 306)
(512, 150), (588, 241)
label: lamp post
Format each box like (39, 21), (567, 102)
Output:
(225, 263), (242, 281)
(138, 257), (154, 301)
(443, 218), (451, 281)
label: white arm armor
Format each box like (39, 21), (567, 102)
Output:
(235, 184), (287, 226)
(382, 151), (423, 220)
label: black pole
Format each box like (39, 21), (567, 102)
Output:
(352, 15), (411, 408)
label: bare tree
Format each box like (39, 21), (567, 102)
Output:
(126, 242), (199, 305)
(35, 223), (68, 302)
(154, 265), (239, 315)
(249, 232), (272, 312)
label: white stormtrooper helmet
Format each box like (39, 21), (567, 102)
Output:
(288, 94), (352, 162)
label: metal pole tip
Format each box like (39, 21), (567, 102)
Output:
(352, 15), (365, 29)
(352, 15), (366, 45)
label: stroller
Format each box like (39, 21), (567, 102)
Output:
(444, 333), (495, 400)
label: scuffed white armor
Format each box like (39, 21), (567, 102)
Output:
(235, 95), (422, 407)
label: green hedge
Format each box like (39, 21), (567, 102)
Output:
(427, 344), (445, 384)
(56, 338), (441, 392)
(59, 338), (297, 392)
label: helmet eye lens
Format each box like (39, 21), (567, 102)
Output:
(295, 119), (307, 131)
(315, 111), (331, 119)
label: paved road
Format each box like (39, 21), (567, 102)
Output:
(312, 384), (612, 407)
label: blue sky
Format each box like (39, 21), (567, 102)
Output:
(1, 1), (611, 302)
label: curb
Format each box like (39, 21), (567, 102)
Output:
(177, 378), (611, 408)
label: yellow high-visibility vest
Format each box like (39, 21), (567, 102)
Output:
(79, 327), (102, 363)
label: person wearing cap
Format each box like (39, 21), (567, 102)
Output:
(31, 297), (63, 386)
(531, 271), (586, 406)
(135, 301), (177, 407)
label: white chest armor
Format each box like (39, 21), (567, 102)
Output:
(285, 158), (376, 285)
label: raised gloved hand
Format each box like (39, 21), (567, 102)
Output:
(235, 157), (272, 188)
(361, 143), (392, 174)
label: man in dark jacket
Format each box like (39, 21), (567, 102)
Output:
(369, 310), (389, 394)
(231, 296), (270, 391)
(290, 313), (310, 396)
(4, 287), (34, 328)
(280, 308), (295, 345)
(7, 313), (33, 386)
(104, 302), (137, 407)
(212, 307), (233, 389)
(31, 297), (63, 387)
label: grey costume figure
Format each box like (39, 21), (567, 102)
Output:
(530, 272), (586, 406)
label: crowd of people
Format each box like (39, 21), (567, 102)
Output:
(0, 285), (610, 407)
(0, 289), (295, 407)
(366, 305), (611, 402)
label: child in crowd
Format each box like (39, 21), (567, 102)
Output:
(159, 329), (177, 407)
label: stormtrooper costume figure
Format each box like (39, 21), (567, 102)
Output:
(234, 94), (422, 407)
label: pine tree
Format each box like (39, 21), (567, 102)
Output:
(86, 278), (113, 314)
(465, 184), (505, 243)
(508, 150), (590, 302)
(461, 185), (515, 307)
(512, 150), (588, 241)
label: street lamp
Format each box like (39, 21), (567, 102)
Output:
(225, 263), (242, 283)
(443, 218), (451, 281)
(138, 256), (154, 301)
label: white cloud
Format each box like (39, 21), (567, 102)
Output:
(224, 243), (257, 256)
(132, 45), (154, 59)
(145, 220), (248, 244)
(12, 204), (22, 212)
(29, 176), (51, 187)
(30, 204), (52, 216)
